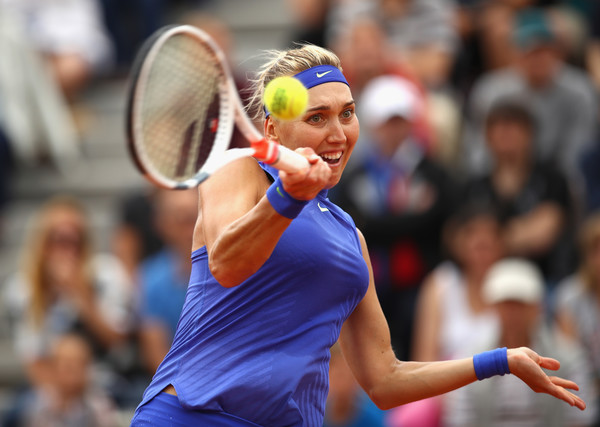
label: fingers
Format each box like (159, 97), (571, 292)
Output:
(294, 147), (321, 165)
(545, 383), (586, 410)
(278, 149), (331, 200)
(538, 356), (561, 371)
(510, 348), (586, 411)
(549, 376), (579, 391)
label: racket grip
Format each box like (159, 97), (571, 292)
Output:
(252, 140), (309, 173)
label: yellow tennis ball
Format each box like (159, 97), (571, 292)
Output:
(263, 76), (308, 120)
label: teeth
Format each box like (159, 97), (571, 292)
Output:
(320, 152), (342, 161)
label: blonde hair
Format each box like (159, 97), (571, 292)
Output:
(21, 195), (94, 327)
(578, 213), (600, 293)
(246, 44), (343, 121)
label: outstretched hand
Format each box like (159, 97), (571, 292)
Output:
(508, 347), (586, 410)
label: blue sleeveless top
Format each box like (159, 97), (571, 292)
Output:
(137, 164), (370, 426)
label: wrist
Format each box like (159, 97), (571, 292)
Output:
(266, 177), (308, 219)
(473, 347), (510, 380)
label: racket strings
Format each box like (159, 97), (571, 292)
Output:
(140, 34), (222, 181)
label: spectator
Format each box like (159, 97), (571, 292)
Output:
(413, 203), (504, 363)
(555, 212), (600, 425)
(137, 188), (198, 374)
(443, 258), (597, 427)
(18, 333), (119, 427)
(326, 0), (459, 89)
(0, 0), (114, 102)
(463, 97), (575, 284)
(323, 342), (387, 427)
(0, 3), (79, 172)
(112, 187), (164, 282)
(395, 203), (503, 426)
(2, 195), (136, 403)
(328, 15), (461, 171)
(463, 7), (597, 187)
(331, 75), (459, 361)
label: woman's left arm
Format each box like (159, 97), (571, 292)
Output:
(338, 229), (586, 411)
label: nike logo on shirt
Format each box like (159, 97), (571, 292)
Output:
(318, 202), (329, 212)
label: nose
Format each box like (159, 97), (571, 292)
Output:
(326, 118), (347, 144)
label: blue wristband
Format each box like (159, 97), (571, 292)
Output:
(266, 177), (308, 219)
(473, 347), (510, 380)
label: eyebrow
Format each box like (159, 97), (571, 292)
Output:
(305, 100), (355, 113)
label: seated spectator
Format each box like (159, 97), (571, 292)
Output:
(2, 195), (136, 404)
(0, 0), (114, 102)
(331, 75), (459, 361)
(329, 15), (461, 171)
(392, 203), (503, 427)
(112, 187), (164, 282)
(413, 203), (504, 362)
(0, 3), (80, 171)
(463, 7), (597, 187)
(323, 342), (387, 427)
(326, 0), (458, 89)
(18, 333), (119, 427)
(463, 97), (575, 284)
(137, 188), (198, 374)
(555, 212), (600, 425)
(443, 258), (597, 427)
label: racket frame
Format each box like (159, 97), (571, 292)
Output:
(127, 25), (308, 190)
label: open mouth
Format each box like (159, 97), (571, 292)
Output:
(319, 151), (343, 165)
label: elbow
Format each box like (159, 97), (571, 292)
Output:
(365, 376), (398, 411)
(369, 386), (398, 411)
(208, 259), (242, 288)
(209, 254), (256, 288)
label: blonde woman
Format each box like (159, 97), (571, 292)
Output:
(3, 195), (134, 389)
(130, 44), (585, 426)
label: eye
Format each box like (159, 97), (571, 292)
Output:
(341, 108), (354, 119)
(307, 114), (323, 124)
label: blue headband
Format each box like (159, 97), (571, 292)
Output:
(264, 65), (349, 118)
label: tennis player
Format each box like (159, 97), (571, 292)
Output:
(130, 45), (586, 426)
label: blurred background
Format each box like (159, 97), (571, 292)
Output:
(0, 0), (599, 426)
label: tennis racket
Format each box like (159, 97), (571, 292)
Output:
(126, 25), (309, 189)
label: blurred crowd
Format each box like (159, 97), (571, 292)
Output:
(1, 0), (600, 426)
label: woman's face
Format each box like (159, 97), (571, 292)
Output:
(44, 208), (86, 257)
(267, 82), (359, 188)
(453, 216), (504, 274)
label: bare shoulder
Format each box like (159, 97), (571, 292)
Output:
(193, 157), (270, 250)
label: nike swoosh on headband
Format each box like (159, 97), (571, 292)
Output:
(316, 70), (333, 78)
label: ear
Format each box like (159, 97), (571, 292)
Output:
(264, 116), (279, 142)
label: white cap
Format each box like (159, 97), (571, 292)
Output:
(360, 75), (420, 129)
(482, 258), (544, 305)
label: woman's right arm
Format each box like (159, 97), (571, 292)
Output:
(194, 150), (329, 287)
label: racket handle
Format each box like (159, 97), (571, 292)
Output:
(251, 140), (309, 173)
